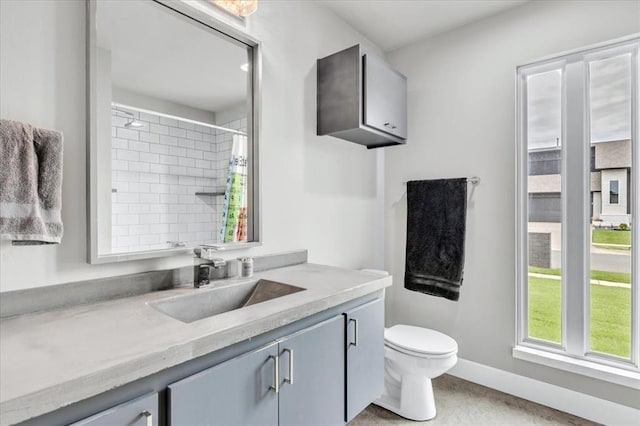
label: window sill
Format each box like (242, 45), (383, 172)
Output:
(513, 345), (640, 389)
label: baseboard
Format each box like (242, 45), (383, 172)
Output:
(448, 358), (639, 425)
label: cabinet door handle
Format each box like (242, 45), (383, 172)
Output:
(384, 122), (397, 130)
(349, 318), (359, 347)
(283, 348), (294, 385)
(268, 355), (279, 393)
(141, 410), (152, 426)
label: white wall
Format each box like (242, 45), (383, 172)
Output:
(384, 0), (639, 408)
(0, 0), (383, 291)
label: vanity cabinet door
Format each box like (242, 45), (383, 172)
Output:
(278, 315), (345, 426)
(344, 298), (385, 422)
(363, 53), (407, 140)
(70, 392), (159, 426)
(168, 342), (279, 426)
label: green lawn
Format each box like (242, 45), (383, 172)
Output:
(528, 276), (631, 358)
(592, 229), (631, 245)
(528, 266), (631, 284)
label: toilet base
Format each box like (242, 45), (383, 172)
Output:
(374, 374), (436, 421)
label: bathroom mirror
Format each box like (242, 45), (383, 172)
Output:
(87, 0), (261, 263)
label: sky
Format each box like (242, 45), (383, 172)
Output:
(527, 53), (632, 150)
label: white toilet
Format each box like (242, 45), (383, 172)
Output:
(374, 325), (458, 421)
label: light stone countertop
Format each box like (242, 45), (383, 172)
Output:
(0, 263), (391, 426)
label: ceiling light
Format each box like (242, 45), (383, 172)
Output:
(212, 0), (258, 17)
(240, 63), (249, 72)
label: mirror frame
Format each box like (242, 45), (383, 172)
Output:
(86, 0), (262, 263)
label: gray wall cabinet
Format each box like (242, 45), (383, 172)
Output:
(317, 45), (407, 149)
(344, 298), (385, 422)
(70, 392), (159, 426)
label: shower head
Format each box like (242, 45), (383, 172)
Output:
(124, 118), (145, 129)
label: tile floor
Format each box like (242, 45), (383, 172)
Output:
(349, 375), (599, 425)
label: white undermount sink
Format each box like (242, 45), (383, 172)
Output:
(149, 279), (306, 323)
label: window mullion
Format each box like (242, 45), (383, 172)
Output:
(563, 60), (589, 357)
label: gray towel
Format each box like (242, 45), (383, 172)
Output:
(0, 119), (64, 244)
(405, 178), (467, 301)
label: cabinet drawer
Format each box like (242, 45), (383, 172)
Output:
(363, 54), (407, 139)
(70, 392), (158, 426)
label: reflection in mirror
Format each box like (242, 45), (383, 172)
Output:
(89, 0), (259, 262)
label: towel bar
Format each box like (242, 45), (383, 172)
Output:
(402, 176), (480, 186)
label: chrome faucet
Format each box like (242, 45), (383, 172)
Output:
(194, 248), (226, 288)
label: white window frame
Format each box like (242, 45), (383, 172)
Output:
(515, 35), (640, 389)
(610, 180), (619, 205)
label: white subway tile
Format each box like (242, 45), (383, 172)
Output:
(179, 195), (195, 205)
(187, 204), (204, 214)
(169, 204), (187, 214)
(149, 204), (169, 214)
(169, 127), (187, 138)
(117, 170), (139, 182)
(196, 213), (211, 223)
(150, 164), (170, 174)
(112, 225), (129, 236)
(186, 168), (204, 177)
(178, 157), (195, 167)
(203, 133), (215, 143)
(188, 222), (204, 232)
(117, 149), (139, 162)
(118, 214), (139, 225)
(112, 203), (129, 215)
(170, 223), (188, 233)
(159, 135), (178, 146)
(169, 166), (187, 175)
(119, 235), (140, 246)
(187, 149), (203, 159)
(159, 174), (178, 184)
(129, 204), (150, 214)
(150, 184), (170, 194)
(112, 115), (128, 127)
(170, 184), (188, 194)
(187, 130), (203, 141)
(129, 140), (150, 152)
(178, 121), (195, 130)
(160, 213), (178, 223)
(129, 182), (151, 193)
(203, 151), (215, 160)
(179, 232), (196, 242)
(139, 112), (159, 123)
(178, 138), (195, 149)
(140, 152), (160, 163)
(150, 224), (170, 234)
(160, 194), (178, 204)
(160, 116), (178, 127)
(140, 172), (160, 183)
(195, 160), (211, 169)
(129, 224), (150, 235)
(140, 234), (161, 245)
(139, 214), (160, 224)
(139, 131), (159, 143)
(169, 146), (187, 157)
(150, 144), (169, 155)
(113, 181), (129, 192)
(117, 127), (139, 140)
(112, 160), (129, 171)
(159, 155), (178, 165)
(117, 193), (140, 204)
(112, 138), (128, 150)
(129, 162), (150, 173)
(140, 193), (160, 204)
(149, 123), (169, 135)
(195, 124), (211, 134)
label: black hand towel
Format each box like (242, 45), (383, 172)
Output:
(405, 178), (467, 301)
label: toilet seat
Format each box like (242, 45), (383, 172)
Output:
(384, 325), (457, 358)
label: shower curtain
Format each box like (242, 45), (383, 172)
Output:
(220, 134), (248, 243)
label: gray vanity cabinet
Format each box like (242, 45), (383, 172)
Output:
(344, 298), (385, 422)
(317, 44), (407, 149)
(70, 392), (159, 426)
(168, 315), (345, 426)
(168, 342), (279, 426)
(278, 315), (345, 426)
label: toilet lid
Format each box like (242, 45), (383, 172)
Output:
(384, 325), (457, 356)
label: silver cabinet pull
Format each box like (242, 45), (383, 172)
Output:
(283, 348), (294, 385)
(141, 410), (152, 426)
(349, 318), (359, 347)
(268, 355), (279, 393)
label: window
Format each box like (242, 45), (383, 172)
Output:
(610, 180), (619, 204)
(516, 37), (639, 383)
